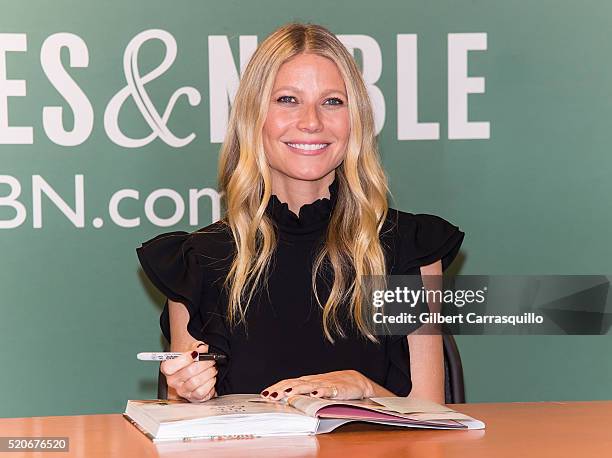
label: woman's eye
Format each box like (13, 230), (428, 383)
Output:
(324, 97), (344, 106)
(277, 95), (297, 104)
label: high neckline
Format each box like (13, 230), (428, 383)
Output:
(266, 176), (339, 240)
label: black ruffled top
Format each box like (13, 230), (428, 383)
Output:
(136, 176), (464, 396)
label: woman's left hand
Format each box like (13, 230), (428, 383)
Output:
(260, 370), (375, 401)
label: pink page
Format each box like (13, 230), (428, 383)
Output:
(317, 405), (463, 428)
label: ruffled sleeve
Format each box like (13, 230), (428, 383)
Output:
(136, 231), (206, 343)
(383, 210), (465, 396)
(392, 211), (465, 273)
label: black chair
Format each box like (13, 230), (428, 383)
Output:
(157, 334), (465, 403)
(157, 366), (168, 400)
(443, 334), (465, 403)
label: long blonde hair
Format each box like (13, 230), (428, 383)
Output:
(218, 23), (389, 342)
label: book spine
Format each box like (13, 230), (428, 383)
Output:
(122, 413), (155, 441)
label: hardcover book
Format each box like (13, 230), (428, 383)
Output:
(124, 394), (485, 442)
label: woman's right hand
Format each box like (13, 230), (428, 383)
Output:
(160, 341), (218, 402)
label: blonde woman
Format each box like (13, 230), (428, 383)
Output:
(137, 23), (463, 404)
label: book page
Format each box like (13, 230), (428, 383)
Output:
(285, 395), (331, 417)
(129, 394), (306, 423)
(285, 395), (476, 425)
(369, 397), (455, 414)
(286, 395), (395, 417)
(315, 406), (464, 428)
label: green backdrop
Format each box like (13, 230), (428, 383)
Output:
(1, 0), (611, 417)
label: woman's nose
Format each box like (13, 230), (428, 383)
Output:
(297, 104), (323, 133)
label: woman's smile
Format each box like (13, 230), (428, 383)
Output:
(283, 141), (332, 155)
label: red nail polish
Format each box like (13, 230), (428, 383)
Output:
(191, 351), (198, 359)
(311, 391), (318, 395)
(271, 392), (278, 398)
(261, 390), (269, 396)
(285, 388), (292, 393)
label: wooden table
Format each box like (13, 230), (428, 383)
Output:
(1, 401), (611, 457)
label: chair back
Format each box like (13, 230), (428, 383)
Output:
(443, 334), (465, 403)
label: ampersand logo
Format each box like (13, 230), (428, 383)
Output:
(104, 29), (201, 148)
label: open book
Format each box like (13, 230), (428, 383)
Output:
(124, 394), (485, 442)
